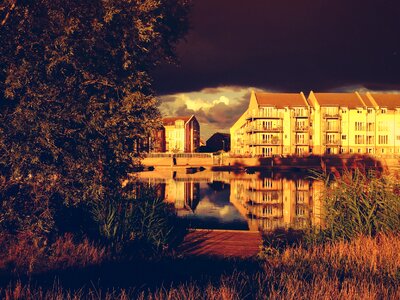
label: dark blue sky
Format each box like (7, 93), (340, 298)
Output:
(153, 0), (400, 95)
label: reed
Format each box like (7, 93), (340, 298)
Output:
(310, 168), (400, 242)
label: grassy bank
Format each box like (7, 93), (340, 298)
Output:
(1, 233), (399, 299)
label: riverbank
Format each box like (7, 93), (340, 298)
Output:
(142, 153), (400, 173)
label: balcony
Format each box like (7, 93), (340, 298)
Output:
(246, 126), (283, 133)
(324, 140), (340, 145)
(323, 113), (340, 118)
(324, 127), (340, 132)
(295, 126), (309, 132)
(246, 112), (283, 120)
(295, 140), (309, 145)
(293, 112), (309, 118)
(249, 139), (282, 146)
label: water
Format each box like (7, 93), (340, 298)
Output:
(138, 169), (324, 231)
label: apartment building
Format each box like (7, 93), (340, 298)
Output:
(231, 91), (400, 156)
(230, 91), (311, 156)
(162, 115), (200, 153)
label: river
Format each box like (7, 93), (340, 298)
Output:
(137, 169), (325, 231)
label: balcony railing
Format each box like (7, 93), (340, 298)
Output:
(246, 112), (283, 119)
(295, 126), (309, 131)
(295, 140), (309, 145)
(323, 113), (340, 118)
(324, 140), (340, 145)
(249, 139), (282, 145)
(324, 127), (340, 132)
(293, 112), (309, 118)
(246, 126), (283, 133)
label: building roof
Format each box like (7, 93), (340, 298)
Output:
(255, 93), (308, 108)
(312, 93), (364, 108)
(358, 93), (375, 107)
(162, 116), (192, 126)
(369, 93), (400, 109)
(207, 132), (230, 141)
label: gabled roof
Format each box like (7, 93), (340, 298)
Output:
(369, 94), (400, 109)
(162, 116), (193, 126)
(358, 93), (375, 108)
(312, 93), (364, 108)
(208, 132), (230, 140)
(255, 93), (308, 108)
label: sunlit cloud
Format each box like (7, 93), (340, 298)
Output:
(158, 86), (261, 139)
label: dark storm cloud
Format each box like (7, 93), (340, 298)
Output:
(153, 0), (400, 94)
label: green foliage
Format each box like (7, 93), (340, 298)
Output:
(312, 169), (400, 242)
(0, 0), (190, 240)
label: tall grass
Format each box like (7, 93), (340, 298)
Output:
(91, 186), (183, 255)
(2, 234), (399, 299)
(312, 168), (400, 242)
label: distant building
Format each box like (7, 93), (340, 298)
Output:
(231, 91), (400, 157)
(162, 115), (200, 153)
(206, 132), (231, 152)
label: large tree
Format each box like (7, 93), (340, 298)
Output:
(0, 0), (190, 235)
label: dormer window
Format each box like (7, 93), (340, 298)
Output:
(381, 108), (387, 114)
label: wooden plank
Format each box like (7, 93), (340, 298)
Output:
(178, 229), (262, 258)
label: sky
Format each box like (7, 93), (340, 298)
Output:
(152, 0), (400, 140)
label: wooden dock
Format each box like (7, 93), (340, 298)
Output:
(178, 229), (262, 258)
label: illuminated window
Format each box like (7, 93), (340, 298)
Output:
(378, 135), (388, 144)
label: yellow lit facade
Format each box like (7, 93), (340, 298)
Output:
(231, 91), (400, 156)
(162, 115), (200, 153)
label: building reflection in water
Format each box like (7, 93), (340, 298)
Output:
(138, 170), (324, 231)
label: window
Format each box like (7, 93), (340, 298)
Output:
(355, 135), (364, 144)
(342, 135), (347, 140)
(381, 108), (387, 114)
(397, 136), (400, 141)
(367, 136), (374, 144)
(367, 108), (373, 114)
(378, 135), (388, 144)
(367, 122), (374, 131)
(327, 120), (338, 131)
(355, 122), (364, 131)
(294, 108), (305, 117)
(263, 193), (272, 202)
(296, 206), (305, 216)
(296, 133), (306, 144)
(326, 134), (337, 144)
(263, 206), (273, 215)
(263, 178), (273, 188)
